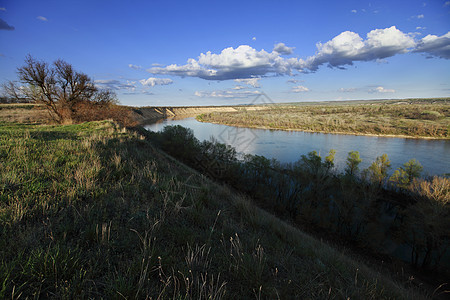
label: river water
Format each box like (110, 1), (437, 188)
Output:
(145, 117), (450, 176)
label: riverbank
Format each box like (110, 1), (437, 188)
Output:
(132, 105), (267, 124)
(199, 118), (448, 140)
(196, 99), (449, 139)
(0, 118), (435, 298)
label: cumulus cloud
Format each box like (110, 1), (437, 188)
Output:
(144, 26), (449, 83)
(139, 77), (173, 87)
(292, 85), (309, 92)
(304, 26), (416, 71)
(0, 18), (14, 30)
(369, 86), (395, 93)
(147, 27), (418, 80)
(413, 32), (450, 59)
(194, 89), (261, 98)
(147, 45), (305, 80)
(234, 78), (260, 87)
(37, 16), (48, 21)
(94, 79), (136, 91)
(273, 42), (295, 55)
(128, 64), (142, 70)
(252, 37), (256, 41)
(351, 9), (357, 13)
(232, 85), (247, 90)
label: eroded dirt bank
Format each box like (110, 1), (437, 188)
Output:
(133, 106), (263, 124)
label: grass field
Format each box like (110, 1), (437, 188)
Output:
(197, 99), (450, 139)
(0, 104), (50, 124)
(0, 119), (433, 298)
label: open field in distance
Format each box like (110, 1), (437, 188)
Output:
(0, 104), (50, 124)
(197, 98), (450, 139)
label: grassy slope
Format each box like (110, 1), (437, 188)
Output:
(0, 120), (428, 299)
(198, 100), (450, 139)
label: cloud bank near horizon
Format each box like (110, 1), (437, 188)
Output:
(143, 27), (450, 81)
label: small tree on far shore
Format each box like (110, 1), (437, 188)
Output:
(2, 55), (122, 124)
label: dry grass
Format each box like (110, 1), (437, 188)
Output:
(198, 100), (450, 139)
(0, 119), (432, 298)
(0, 104), (50, 124)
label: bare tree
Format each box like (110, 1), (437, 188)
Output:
(3, 55), (117, 123)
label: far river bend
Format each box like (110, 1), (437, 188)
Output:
(145, 117), (450, 177)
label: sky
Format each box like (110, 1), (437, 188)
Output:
(0, 0), (449, 106)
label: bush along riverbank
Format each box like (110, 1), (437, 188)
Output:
(149, 125), (450, 284)
(2, 120), (436, 298)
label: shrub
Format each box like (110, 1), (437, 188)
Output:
(420, 110), (442, 120)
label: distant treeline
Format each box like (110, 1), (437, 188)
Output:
(149, 125), (450, 274)
(0, 96), (32, 104)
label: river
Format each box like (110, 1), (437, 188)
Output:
(145, 117), (450, 176)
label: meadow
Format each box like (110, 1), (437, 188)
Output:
(197, 99), (450, 139)
(0, 116), (437, 298)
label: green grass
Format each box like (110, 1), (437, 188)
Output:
(0, 120), (431, 298)
(197, 100), (450, 139)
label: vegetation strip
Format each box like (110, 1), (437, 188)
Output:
(197, 99), (450, 139)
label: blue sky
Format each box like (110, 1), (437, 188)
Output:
(0, 0), (449, 106)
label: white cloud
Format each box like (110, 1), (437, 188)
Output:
(273, 42), (295, 55)
(304, 26), (416, 71)
(369, 86), (395, 93)
(339, 87), (357, 92)
(194, 89), (261, 98)
(413, 31), (450, 59)
(292, 85), (309, 92)
(234, 78), (260, 87)
(37, 16), (48, 21)
(411, 14), (424, 19)
(148, 27), (417, 79)
(351, 9), (357, 13)
(232, 85), (247, 90)
(416, 26), (426, 30)
(144, 27), (449, 82)
(128, 64), (142, 70)
(139, 77), (173, 87)
(252, 37), (256, 41)
(148, 45), (305, 80)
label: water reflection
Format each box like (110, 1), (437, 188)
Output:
(145, 117), (450, 176)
